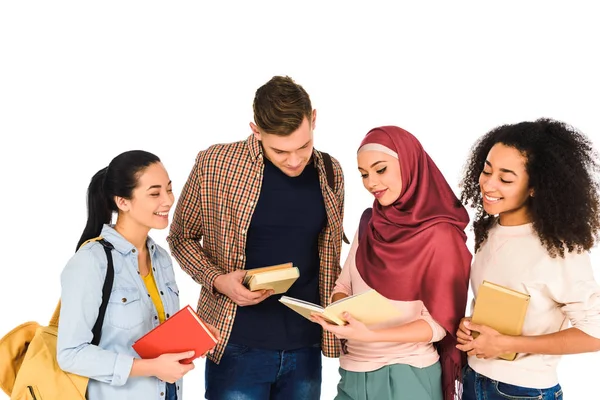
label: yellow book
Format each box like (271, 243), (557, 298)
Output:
(279, 289), (401, 326)
(243, 263), (299, 295)
(471, 280), (531, 361)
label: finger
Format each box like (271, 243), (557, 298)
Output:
(467, 350), (478, 357)
(464, 321), (484, 333)
(456, 337), (470, 345)
(342, 312), (357, 324)
(456, 331), (473, 341)
(248, 292), (271, 305)
(458, 326), (471, 336)
(171, 350), (195, 360)
(456, 342), (474, 352)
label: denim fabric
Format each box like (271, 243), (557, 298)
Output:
(205, 343), (322, 399)
(57, 225), (182, 400)
(462, 364), (563, 400)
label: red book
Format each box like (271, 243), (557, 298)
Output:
(132, 305), (218, 364)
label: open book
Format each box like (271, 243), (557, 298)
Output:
(279, 289), (401, 326)
(132, 305), (218, 364)
(243, 262), (299, 294)
(471, 280), (530, 361)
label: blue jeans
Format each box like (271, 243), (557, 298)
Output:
(205, 343), (322, 400)
(462, 364), (563, 400)
(166, 382), (177, 400)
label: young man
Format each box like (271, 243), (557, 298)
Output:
(167, 76), (346, 399)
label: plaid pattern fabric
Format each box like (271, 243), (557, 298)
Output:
(167, 134), (345, 363)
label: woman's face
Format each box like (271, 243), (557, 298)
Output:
(357, 150), (402, 206)
(479, 143), (533, 225)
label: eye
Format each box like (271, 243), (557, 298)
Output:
(500, 179), (513, 184)
(150, 193), (160, 197)
(376, 167), (387, 174)
(481, 170), (491, 176)
(360, 173), (368, 179)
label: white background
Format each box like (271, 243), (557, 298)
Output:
(1, 1), (599, 399)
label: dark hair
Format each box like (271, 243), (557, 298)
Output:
(76, 150), (161, 251)
(252, 75), (312, 136)
(460, 118), (600, 257)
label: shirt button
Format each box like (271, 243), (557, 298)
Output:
(160, 392), (164, 396)
(154, 316), (158, 320)
(132, 249), (136, 253)
(228, 315), (232, 320)
(160, 291), (164, 295)
(166, 313), (170, 318)
(249, 201), (254, 206)
(239, 255), (243, 261)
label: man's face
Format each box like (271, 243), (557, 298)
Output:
(251, 110), (316, 177)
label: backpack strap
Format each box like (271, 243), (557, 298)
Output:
(49, 238), (115, 347)
(358, 207), (373, 242)
(91, 239), (115, 346)
(321, 152), (350, 245)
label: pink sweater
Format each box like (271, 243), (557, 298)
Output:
(333, 232), (447, 372)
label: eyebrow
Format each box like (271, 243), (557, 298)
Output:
(270, 140), (311, 153)
(485, 160), (517, 176)
(358, 160), (387, 171)
(147, 181), (172, 190)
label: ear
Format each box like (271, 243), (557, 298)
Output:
(530, 188), (535, 197)
(249, 122), (261, 141)
(114, 196), (130, 212)
(311, 109), (317, 130)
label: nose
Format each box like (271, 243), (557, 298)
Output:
(162, 191), (174, 207)
(480, 175), (495, 192)
(366, 175), (379, 190)
(288, 153), (301, 168)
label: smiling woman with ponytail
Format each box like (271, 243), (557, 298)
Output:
(57, 150), (220, 400)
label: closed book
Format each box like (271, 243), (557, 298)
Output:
(279, 289), (401, 326)
(243, 262), (300, 294)
(132, 305), (217, 364)
(471, 280), (531, 361)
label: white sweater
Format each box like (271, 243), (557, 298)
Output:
(468, 222), (600, 388)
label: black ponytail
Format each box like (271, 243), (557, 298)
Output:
(76, 150), (161, 251)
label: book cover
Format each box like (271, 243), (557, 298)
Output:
(279, 289), (401, 326)
(132, 305), (217, 364)
(471, 280), (531, 361)
(244, 262), (300, 294)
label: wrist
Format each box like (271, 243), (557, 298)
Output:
(500, 334), (516, 354)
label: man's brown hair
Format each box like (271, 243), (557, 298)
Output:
(252, 76), (313, 136)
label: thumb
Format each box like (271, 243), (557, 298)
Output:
(234, 269), (247, 280)
(342, 312), (356, 324)
(173, 350), (195, 360)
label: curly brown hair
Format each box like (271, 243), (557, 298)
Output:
(460, 118), (600, 257)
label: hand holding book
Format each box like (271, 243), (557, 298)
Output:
(455, 319), (511, 360)
(214, 269), (273, 306)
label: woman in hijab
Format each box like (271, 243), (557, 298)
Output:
(312, 126), (472, 400)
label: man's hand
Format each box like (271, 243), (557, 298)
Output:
(214, 270), (273, 306)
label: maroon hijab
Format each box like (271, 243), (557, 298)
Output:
(355, 126), (472, 400)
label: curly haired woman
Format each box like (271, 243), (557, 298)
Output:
(456, 118), (600, 400)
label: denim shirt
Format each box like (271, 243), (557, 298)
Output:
(57, 225), (182, 400)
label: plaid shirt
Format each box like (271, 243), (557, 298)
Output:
(167, 134), (345, 363)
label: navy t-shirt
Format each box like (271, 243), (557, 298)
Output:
(228, 157), (326, 350)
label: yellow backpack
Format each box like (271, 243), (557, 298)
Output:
(0, 238), (115, 400)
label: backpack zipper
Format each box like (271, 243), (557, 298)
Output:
(27, 386), (38, 400)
